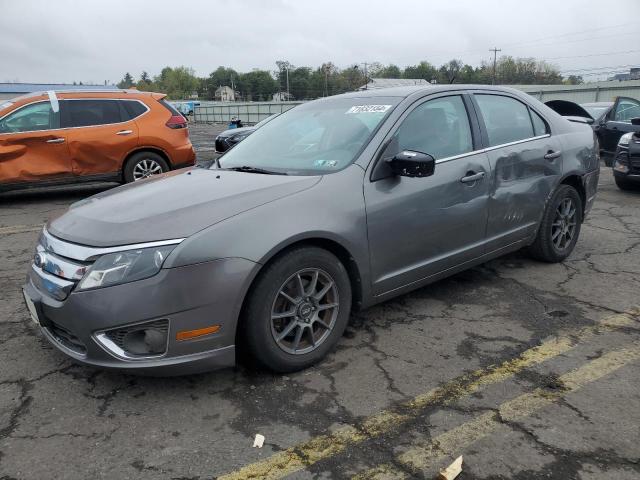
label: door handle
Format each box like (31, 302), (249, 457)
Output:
(544, 150), (561, 160)
(460, 171), (485, 183)
(46, 138), (65, 144)
(116, 130), (133, 135)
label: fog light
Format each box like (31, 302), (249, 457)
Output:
(122, 328), (167, 355)
(95, 319), (169, 359)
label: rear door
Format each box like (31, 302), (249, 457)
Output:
(600, 97), (640, 153)
(0, 100), (73, 185)
(471, 92), (563, 250)
(60, 99), (140, 177)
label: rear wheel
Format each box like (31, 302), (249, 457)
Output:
(242, 247), (352, 372)
(123, 151), (169, 183)
(528, 185), (583, 263)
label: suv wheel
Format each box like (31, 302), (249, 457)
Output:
(124, 152), (169, 183)
(528, 185), (583, 263)
(242, 247), (352, 372)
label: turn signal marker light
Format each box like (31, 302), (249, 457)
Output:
(176, 325), (220, 341)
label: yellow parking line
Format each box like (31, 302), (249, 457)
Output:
(377, 343), (640, 478)
(0, 224), (43, 236)
(217, 310), (638, 480)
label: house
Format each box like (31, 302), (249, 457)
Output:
(358, 78), (431, 90)
(272, 91), (294, 102)
(215, 86), (236, 102)
(0, 82), (118, 101)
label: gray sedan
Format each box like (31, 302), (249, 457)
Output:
(23, 85), (599, 374)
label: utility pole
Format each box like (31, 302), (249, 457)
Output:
(361, 62), (369, 89)
(490, 47), (501, 84)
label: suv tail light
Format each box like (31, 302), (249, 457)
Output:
(166, 115), (187, 129)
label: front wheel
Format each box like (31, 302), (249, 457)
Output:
(528, 185), (583, 263)
(241, 247), (352, 372)
(123, 152), (169, 183)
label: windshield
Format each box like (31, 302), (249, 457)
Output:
(582, 104), (610, 119)
(217, 96), (399, 175)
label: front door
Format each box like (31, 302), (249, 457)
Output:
(364, 94), (491, 296)
(0, 100), (73, 185)
(60, 99), (139, 176)
(472, 93), (563, 250)
(600, 96), (640, 153)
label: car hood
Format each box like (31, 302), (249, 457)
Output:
(47, 168), (320, 247)
(218, 126), (255, 138)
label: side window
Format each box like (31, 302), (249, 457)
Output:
(530, 109), (549, 136)
(0, 102), (56, 133)
(475, 94), (535, 146)
(61, 100), (123, 128)
(385, 95), (473, 160)
(120, 101), (147, 120)
(613, 99), (640, 123)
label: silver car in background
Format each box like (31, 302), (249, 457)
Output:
(23, 85), (599, 374)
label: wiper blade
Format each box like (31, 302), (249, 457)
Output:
(224, 166), (287, 175)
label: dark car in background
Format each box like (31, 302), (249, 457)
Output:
(547, 97), (640, 166)
(215, 113), (279, 152)
(612, 123), (640, 190)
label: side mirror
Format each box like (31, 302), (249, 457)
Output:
(631, 117), (640, 126)
(387, 150), (435, 178)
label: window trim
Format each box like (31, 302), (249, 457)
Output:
(0, 100), (58, 135)
(0, 98), (149, 135)
(369, 92), (480, 181)
(470, 92), (553, 149)
(59, 98), (150, 129)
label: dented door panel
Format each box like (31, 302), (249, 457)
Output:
(484, 136), (562, 251)
(0, 130), (73, 185)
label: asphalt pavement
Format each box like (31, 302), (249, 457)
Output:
(0, 123), (639, 480)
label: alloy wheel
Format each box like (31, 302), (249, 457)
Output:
(270, 268), (339, 355)
(132, 159), (163, 180)
(551, 197), (577, 250)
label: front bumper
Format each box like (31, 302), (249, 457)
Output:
(23, 257), (257, 375)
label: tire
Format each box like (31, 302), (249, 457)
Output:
(615, 176), (637, 191)
(528, 185), (583, 263)
(123, 151), (169, 183)
(241, 247), (352, 373)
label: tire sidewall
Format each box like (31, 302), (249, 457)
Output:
(545, 185), (583, 261)
(243, 247), (352, 372)
(123, 152), (169, 183)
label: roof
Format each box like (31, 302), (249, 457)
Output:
(359, 78), (431, 90)
(0, 83), (119, 94)
(340, 84), (526, 99)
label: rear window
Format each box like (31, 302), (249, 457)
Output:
(61, 99), (123, 128)
(120, 100), (147, 120)
(475, 94), (535, 147)
(159, 99), (182, 116)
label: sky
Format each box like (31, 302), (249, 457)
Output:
(1, 0), (639, 84)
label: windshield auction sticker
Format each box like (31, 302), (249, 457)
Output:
(346, 105), (392, 114)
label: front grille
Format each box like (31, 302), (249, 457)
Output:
(48, 322), (87, 355)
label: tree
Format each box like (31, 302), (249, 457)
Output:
(153, 66), (199, 99)
(404, 61), (438, 82)
(438, 59), (463, 84)
(565, 75), (584, 85)
(117, 72), (134, 89)
(203, 66), (239, 100)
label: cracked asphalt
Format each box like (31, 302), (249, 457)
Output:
(1, 124), (639, 480)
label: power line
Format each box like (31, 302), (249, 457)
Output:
(490, 47), (501, 84)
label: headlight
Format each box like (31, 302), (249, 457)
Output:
(77, 245), (176, 291)
(618, 132), (633, 146)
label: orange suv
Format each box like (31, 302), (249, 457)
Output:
(0, 89), (196, 191)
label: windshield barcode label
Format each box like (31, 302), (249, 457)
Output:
(346, 105), (392, 114)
